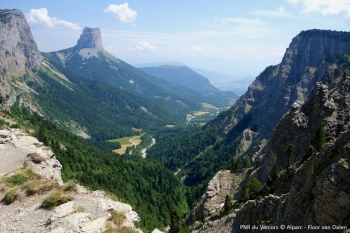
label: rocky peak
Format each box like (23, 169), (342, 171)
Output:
(0, 9), (42, 77)
(76, 27), (103, 50)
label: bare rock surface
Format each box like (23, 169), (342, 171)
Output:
(188, 170), (247, 225)
(0, 128), (142, 233)
(76, 27), (103, 50)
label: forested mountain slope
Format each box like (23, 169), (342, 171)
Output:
(43, 27), (232, 112)
(0, 11), (183, 142)
(0, 9), (188, 232)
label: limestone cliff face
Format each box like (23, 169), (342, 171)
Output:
(0, 9), (42, 107)
(212, 30), (350, 156)
(76, 27), (103, 50)
(230, 63), (350, 232)
(0, 9), (42, 76)
(194, 62), (350, 232)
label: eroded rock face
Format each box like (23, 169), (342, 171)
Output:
(0, 9), (42, 77)
(188, 170), (247, 225)
(0, 9), (42, 107)
(211, 30), (350, 158)
(76, 27), (103, 50)
(194, 62), (350, 233)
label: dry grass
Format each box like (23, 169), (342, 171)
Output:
(202, 102), (217, 109)
(61, 181), (77, 192)
(113, 144), (133, 155)
(75, 206), (85, 213)
(2, 187), (20, 204)
(103, 211), (134, 233)
(27, 153), (46, 164)
(193, 111), (209, 116)
(25, 180), (58, 196)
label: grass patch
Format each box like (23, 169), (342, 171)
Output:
(27, 153), (46, 164)
(3, 187), (20, 204)
(41, 191), (73, 210)
(62, 181), (77, 192)
(165, 124), (176, 128)
(23, 168), (42, 180)
(109, 136), (142, 155)
(7, 173), (28, 186)
(103, 211), (137, 233)
(193, 111), (209, 116)
(25, 180), (58, 196)
(202, 102), (217, 109)
(131, 127), (142, 133)
(108, 136), (139, 144)
(110, 211), (125, 227)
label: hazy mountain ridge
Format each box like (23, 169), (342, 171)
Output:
(139, 65), (239, 104)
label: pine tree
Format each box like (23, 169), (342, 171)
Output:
(311, 123), (326, 151)
(343, 71), (347, 81)
(223, 195), (233, 214)
(169, 211), (190, 233)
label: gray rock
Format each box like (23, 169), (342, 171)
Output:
(76, 27), (103, 50)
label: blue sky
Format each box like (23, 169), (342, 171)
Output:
(2, 1), (350, 78)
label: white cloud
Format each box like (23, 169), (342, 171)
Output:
(287, 0), (350, 17)
(251, 5), (294, 18)
(26, 8), (81, 30)
(104, 3), (137, 25)
(133, 41), (155, 52)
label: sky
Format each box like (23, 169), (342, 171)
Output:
(2, 0), (350, 78)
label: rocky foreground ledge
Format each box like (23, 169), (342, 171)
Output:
(0, 128), (143, 233)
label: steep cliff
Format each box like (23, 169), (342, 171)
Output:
(193, 56), (350, 233)
(0, 9), (42, 107)
(212, 30), (350, 155)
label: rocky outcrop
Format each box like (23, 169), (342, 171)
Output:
(0, 128), (142, 233)
(76, 27), (103, 50)
(0, 9), (42, 107)
(195, 60), (350, 233)
(188, 170), (247, 225)
(0, 9), (42, 76)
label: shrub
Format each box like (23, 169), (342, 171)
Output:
(241, 178), (263, 201)
(110, 211), (125, 228)
(41, 191), (73, 210)
(23, 168), (42, 180)
(7, 173), (28, 186)
(3, 187), (20, 204)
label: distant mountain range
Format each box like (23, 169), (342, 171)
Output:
(137, 62), (254, 95)
(139, 65), (239, 100)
